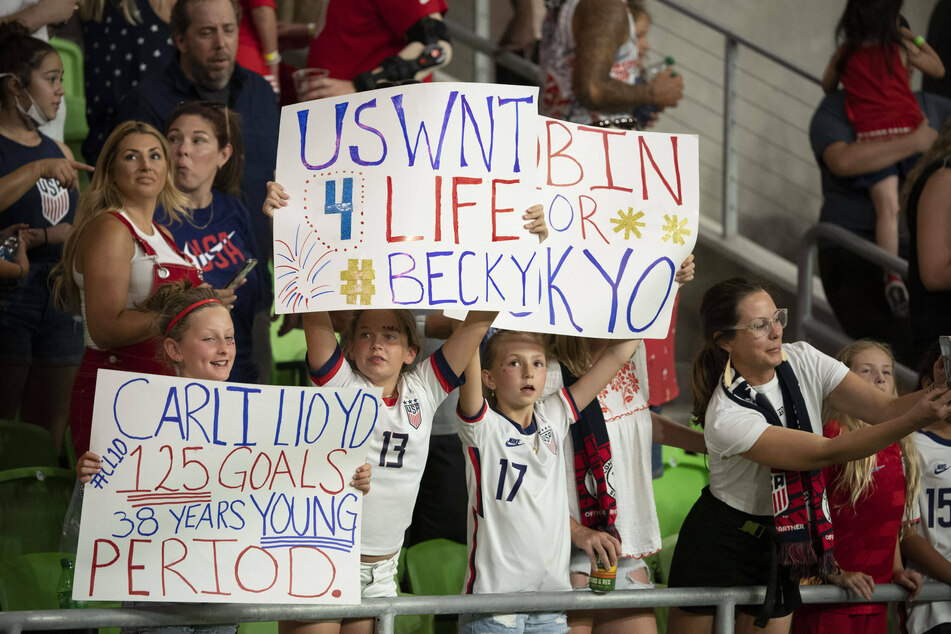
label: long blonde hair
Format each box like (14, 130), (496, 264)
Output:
(53, 121), (190, 310)
(547, 334), (592, 378)
(822, 340), (920, 528)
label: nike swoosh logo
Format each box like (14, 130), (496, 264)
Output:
(505, 438), (522, 447)
(936, 465), (949, 475)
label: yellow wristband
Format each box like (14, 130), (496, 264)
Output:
(264, 50), (281, 64)
(914, 35), (926, 47)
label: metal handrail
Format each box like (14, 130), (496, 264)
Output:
(3, 583), (949, 634)
(794, 222), (916, 385)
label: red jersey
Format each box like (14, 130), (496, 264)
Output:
(306, 0), (448, 81)
(823, 419), (907, 614)
(841, 43), (923, 139)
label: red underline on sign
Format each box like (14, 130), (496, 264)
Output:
(124, 492), (212, 507)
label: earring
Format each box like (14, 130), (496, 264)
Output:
(178, 356), (183, 362)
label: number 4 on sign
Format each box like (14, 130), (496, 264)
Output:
(325, 178), (354, 240)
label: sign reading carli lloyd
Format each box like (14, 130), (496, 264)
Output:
(73, 370), (374, 603)
(488, 118), (700, 338)
(273, 82), (540, 314)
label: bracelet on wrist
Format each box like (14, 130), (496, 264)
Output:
(306, 22), (317, 38)
(914, 35), (926, 47)
(264, 50), (281, 65)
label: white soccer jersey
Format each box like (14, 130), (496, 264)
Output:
(905, 430), (951, 633)
(310, 345), (462, 555)
(458, 390), (579, 595)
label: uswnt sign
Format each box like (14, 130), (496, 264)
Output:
(274, 82), (699, 338)
(273, 82), (541, 314)
(74, 370), (374, 604)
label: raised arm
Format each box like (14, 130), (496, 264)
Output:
(302, 311), (340, 370)
(826, 369), (930, 424)
(78, 215), (156, 349)
(457, 346), (484, 419)
(566, 339), (641, 412)
(571, 0), (682, 110)
(902, 26), (946, 78)
(440, 310), (497, 378)
(742, 386), (951, 472)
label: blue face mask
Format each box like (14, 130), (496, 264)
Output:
(0, 72), (52, 126)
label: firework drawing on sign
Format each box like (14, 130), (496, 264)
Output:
(275, 224), (334, 311)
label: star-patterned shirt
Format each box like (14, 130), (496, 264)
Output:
(81, 0), (174, 165)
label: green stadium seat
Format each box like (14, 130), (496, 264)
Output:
(49, 37), (90, 188)
(0, 466), (74, 562)
(405, 539), (468, 634)
(0, 419), (59, 469)
(652, 455), (707, 539)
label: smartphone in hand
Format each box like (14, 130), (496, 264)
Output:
(940, 336), (951, 388)
(224, 258), (257, 290)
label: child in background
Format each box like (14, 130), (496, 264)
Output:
(900, 344), (951, 634)
(792, 340), (922, 634)
(264, 181), (548, 634)
(75, 281), (372, 634)
(544, 254), (699, 634)
(822, 0), (945, 317)
(456, 330), (641, 634)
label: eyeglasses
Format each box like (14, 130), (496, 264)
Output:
(721, 308), (787, 339)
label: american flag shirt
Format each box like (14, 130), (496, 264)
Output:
(0, 132), (77, 267)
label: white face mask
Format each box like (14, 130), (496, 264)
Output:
(0, 72), (51, 126)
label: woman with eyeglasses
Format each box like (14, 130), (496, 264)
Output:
(160, 101), (264, 383)
(665, 277), (951, 634)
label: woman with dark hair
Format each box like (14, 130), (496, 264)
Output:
(162, 101), (264, 383)
(53, 120), (233, 459)
(666, 277), (951, 634)
(0, 22), (93, 450)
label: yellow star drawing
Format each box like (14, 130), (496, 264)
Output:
(340, 258), (376, 305)
(610, 207), (646, 240)
(661, 214), (691, 245)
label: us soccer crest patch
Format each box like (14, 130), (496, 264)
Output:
(403, 398), (421, 429)
(539, 424), (557, 455)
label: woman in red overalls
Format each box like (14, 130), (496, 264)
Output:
(54, 120), (236, 459)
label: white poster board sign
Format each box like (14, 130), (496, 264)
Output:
(74, 369), (374, 604)
(273, 82), (541, 314)
(457, 118), (700, 338)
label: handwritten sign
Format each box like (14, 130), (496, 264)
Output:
(273, 82), (541, 314)
(486, 118), (700, 338)
(74, 369), (375, 604)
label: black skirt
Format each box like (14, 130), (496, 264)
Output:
(667, 486), (801, 622)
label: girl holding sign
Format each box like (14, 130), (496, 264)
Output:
(76, 281), (372, 634)
(666, 277), (951, 634)
(264, 181), (546, 634)
(455, 330), (640, 633)
(544, 253), (703, 634)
